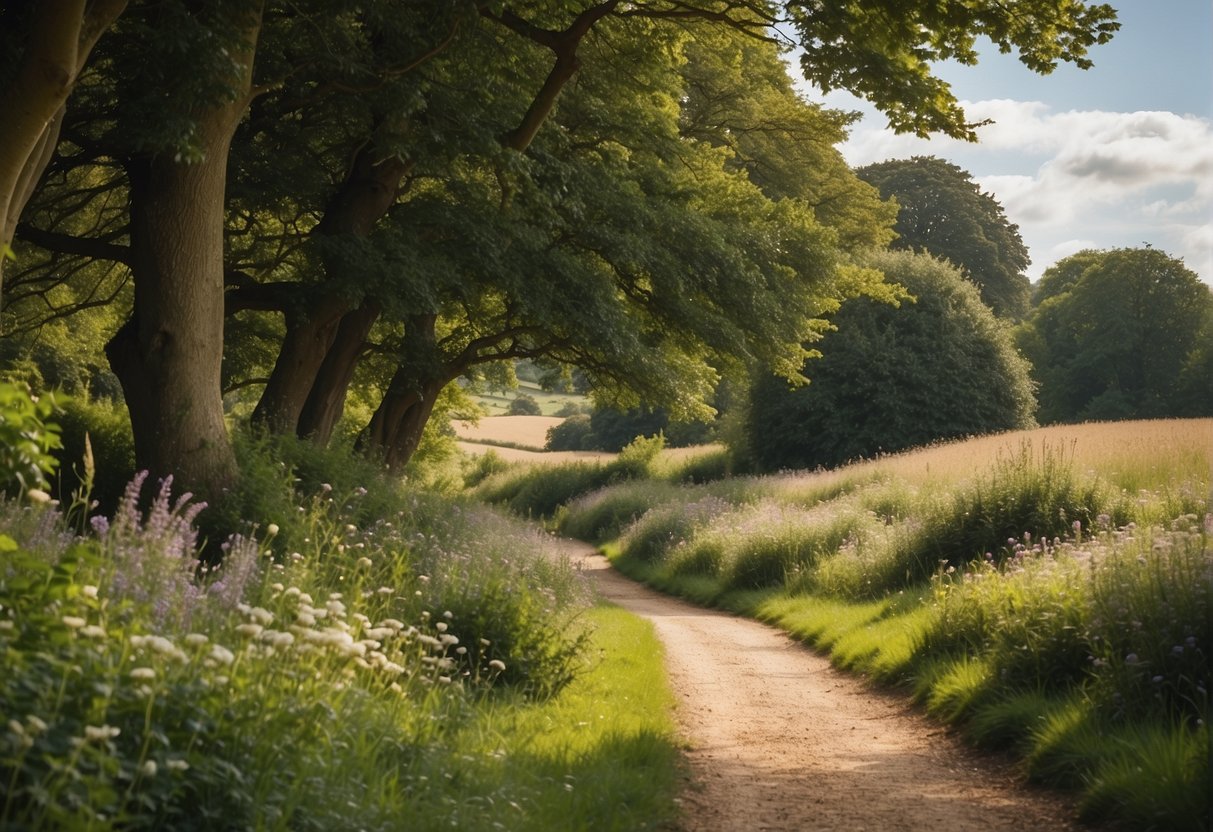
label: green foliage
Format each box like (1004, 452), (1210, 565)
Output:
(545, 414), (594, 451)
(53, 395), (135, 514)
(857, 156), (1031, 318)
(744, 250), (1036, 473)
(506, 394), (542, 416)
(0, 382), (62, 494)
(476, 436), (666, 519)
(1018, 247), (1213, 423)
(788, 1), (1118, 140)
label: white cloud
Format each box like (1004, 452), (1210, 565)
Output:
(835, 101), (1213, 284)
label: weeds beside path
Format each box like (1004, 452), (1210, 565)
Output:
(557, 537), (1089, 831)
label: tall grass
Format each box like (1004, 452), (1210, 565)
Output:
(543, 419), (1213, 830)
(0, 444), (678, 830)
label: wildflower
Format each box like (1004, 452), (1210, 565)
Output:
(488, 659), (506, 672)
(356, 557), (373, 568)
(247, 607), (274, 626)
(184, 633), (209, 647)
(84, 724), (121, 743)
(81, 585), (99, 599)
(130, 667), (156, 681)
(25, 716), (47, 734)
(166, 758), (190, 772)
(26, 488), (52, 505)
(0, 620), (13, 631)
(266, 523), (280, 537)
(80, 625), (107, 640)
(141, 760), (158, 777)
(62, 616), (87, 630)
(207, 644), (235, 666)
(436, 622), (448, 633)
(7, 720), (24, 736)
(235, 623), (263, 639)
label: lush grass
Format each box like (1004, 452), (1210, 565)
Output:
(539, 419), (1213, 831)
(0, 429), (680, 830)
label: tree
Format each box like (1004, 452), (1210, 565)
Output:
(1016, 248), (1213, 423)
(744, 250), (1037, 472)
(5, 0), (1120, 490)
(857, 156), (1031, 318)
(0, 0), (127, 301)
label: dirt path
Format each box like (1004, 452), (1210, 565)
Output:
(556, 539), (1086, 832)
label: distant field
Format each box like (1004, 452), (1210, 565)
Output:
(453, 415), (566, 450)
(471, 380), (589, 417)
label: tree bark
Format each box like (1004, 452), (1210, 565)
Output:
(249, 295), (349, 432)
(105, 3), (261, 502)
(250, 146), (409, 434)
(296, 299), (381, 444)
(359, 313), (453, 470)
(0, 0), (127, 305)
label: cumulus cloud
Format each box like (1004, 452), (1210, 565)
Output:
(836, 101), (1213, 283)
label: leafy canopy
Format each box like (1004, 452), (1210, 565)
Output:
(744, 249), (1037, 472)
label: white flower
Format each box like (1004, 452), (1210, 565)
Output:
(7, 719), (24, 736)
(184, 633), (209, 647)
(81, 585), (99, 599)
(80, 625), (107, 640)
(130, 667), (156, 681)
(0, 620), (14, 631)
(26, 489), (51, 505)
(166, 758), (190, 772)
(488, 660), (506, 672)
(84, 724), (120, 743)
(235, 624), (263, 639)
(356, 557), (373, 569)
(435, 622), (448, 633)
(266, 523), (280, 537)
(207, 644), (235, 666)
(247, 607), (274, 626)
(25, 715), (47, 734)
(141, 760), (158, 777)
(62, 616), (87, 630)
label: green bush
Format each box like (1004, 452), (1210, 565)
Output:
(546, 414), (594, 451)
(54, 395), (135, 514)
(507, 394), (543, 416)
(0, 382), (63, 495)
(744, 250), (1037, 472)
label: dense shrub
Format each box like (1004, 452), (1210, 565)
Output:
(54, 395), (135, 514)
(507, 394), (543, 416)
(744, 250), (1037, 472)
(545, 414), (594, 451)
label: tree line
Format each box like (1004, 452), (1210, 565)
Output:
(1, 1), (1128, 500)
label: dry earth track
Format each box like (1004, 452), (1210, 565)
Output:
(555, 539), (1090, 832)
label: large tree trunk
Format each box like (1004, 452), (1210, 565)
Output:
(105, 4), (261, 502)
(250, 149), (408, 434)
(296, 299), (381, 444)
(0, 0), (127, 306)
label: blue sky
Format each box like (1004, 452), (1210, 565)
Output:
(802, 1), (1213, 287)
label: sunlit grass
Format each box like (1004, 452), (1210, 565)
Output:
(548, 417), (1212, 831)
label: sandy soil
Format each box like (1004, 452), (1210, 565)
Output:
(555, 539), (1087, 832)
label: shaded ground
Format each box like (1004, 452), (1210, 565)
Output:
(556, 539), (1087, 832)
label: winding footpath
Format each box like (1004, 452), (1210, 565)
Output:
(556, 539), (1087, 832)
